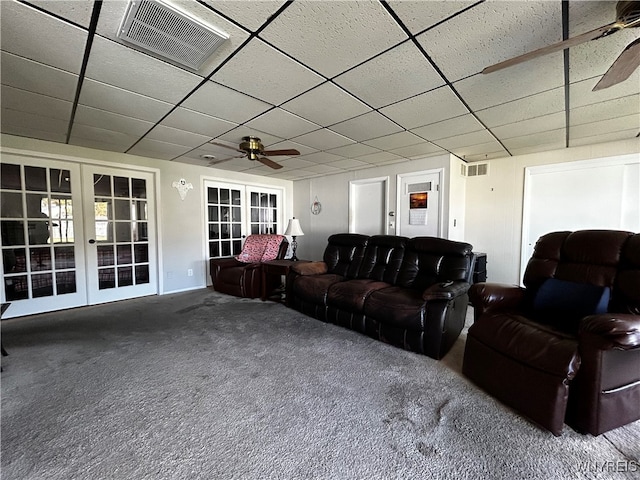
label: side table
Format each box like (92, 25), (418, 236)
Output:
(261, 259), (309, 304)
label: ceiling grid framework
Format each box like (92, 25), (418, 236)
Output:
(1, 0), (638, 180)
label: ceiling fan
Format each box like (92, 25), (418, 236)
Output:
(483, 0), (640, 91)
(207, 136), (300, 170)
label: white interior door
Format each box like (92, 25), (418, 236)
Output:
(1, 157), (88, 317)
(83, 166), (158, 304)
(397, 170), (441, 238)
(349, 177), (388, 235)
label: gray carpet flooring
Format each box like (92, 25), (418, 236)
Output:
(1, 288), (639, 479)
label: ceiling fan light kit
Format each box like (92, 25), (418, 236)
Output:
(483, 1), (640, 91)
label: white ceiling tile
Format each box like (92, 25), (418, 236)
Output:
(492, 112), (566, 140)
(293, 129), (355, 151)
(182, 81), (272, 125)
(276, 158), (316, 170)
(449, 141), (507, 160)
(334, 42), (444, 108)
(1, 1), (87, 73)
(127, 138), (193, 160)
(297, 152), (347, 165)
(453, 56), (564, 112)
(569, 129), (640, 148)
(508, 140), (566, 158)
(363, 131), (424, 150)
(146, 125), (212, 148)
(436, 130), (498, 150)
(380, 86), (468, 130)
(327, 158), (371, 170)
(417, 0), (562, 81)
(1, 109), (68, 140)
(570, 115), (640, 140)
(304, 163), (343, 174)
(260, 0), (407, 78)
(70, 124), (140, 151)
(570, 76), (640, 109)
(281, 82), (371, 127)
(245, 108), (320, 139)
(29, 0), (94, 27)
(161, 107), (237, 138)
(330, 111), (403, 142)
(1, 52), (78, 101)
(474, 88), (565, 128)
(357, 151), (404, 165)
(74, 105), (153, 136)
(325, 143), (381, 158)
(96, 0), (250, 77)
(2, 86), (72, 121)
(175, 143), (244, 164)
(462, 151), (509, 162)
(79, 79), (173, 122)
(212, 38), (324, 105)
(388, 142), (445, 159)
(388, 1), (477, 35)
(571, 95), (640, 127)
(85, 37), (203, 103)
(411, 114), (484, 142)
(201, 1), (286, 32)
(502, 129), (566, 151)
(267, 140), (318, 156)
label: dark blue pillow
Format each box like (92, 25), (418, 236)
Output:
(533, 278), (610, 318)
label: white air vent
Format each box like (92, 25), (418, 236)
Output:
(407, 182), (432, 193)
(118, 0), (228, 70)
(466, 163), (489, 177)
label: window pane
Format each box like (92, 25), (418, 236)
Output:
(1, 163), (22, 190)
(208, 206), (218, 222)
(28, 221), (50, 245)
(98, 245), (114, 267)
(50, 169), (71, 193)
(209, 242), (219, 257)
(114, 200), (131, 220)
(115, 222), (131, 242)
(56, 271), (76, 294)
(3, 248), (25, 273)
(99, 268), (116, 289)
(25, 166), (47, 192)
(54, 246), (75, 269)
(1, 192), (23, 218)
(118, 267), (133, 286)
(232, 207), (241, 222)
(135, 265), (149, 284)
(133, 201), (147, 221)
(221, 241), (231, 256)
(220, 189), (229, 204)
(26, 193), (47, 217)
(251, 192), (258, 207)
(232, 224), (241, 237)
(207, 187), (218, 204)
(231, 190), (241, 205)
(232, 240), (242, 255)
(1, 221), (25, 245)
(32, 273), (53, 298)
(5, 275), (28, 300)
(114, 176), (130, 197)
(117, 245), (132, 264)
(131, 178), (146, 198)
(135, 222), (148, 241)
(30, 247), (52, 271)
(94, 174), (111, 196)
(208, 224), (219, 240)
(134, 244), (149, 263)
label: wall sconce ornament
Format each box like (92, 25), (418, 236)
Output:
(172, 178), (193, 200)
(311, 196), (322, 215)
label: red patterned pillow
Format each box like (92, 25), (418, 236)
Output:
(236, 235), (268, 263)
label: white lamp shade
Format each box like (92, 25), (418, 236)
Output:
(284, 217), (304, 236)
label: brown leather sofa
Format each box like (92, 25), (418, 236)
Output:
(210, 234), (288, 299)
(287, 233), (475, 359)
(463, 230), (640, 436)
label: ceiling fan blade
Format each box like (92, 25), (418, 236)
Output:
(207, 154), (244, 166)
(257, 157), (283, 169)
(261, 149), (300, 156)
(592, 37), (640, 91)
(209, 141), (246, 154)
(482, 22), (619, 75)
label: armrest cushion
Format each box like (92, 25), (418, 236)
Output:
(469, 282), (527, 315)
(291, 261), (328, 276)
(422, 281), (470, 301)
(579, 313), (640, 350)
(210, 257), (243, 269)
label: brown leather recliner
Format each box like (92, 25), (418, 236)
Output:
(210, 234), (288, 299)
(463, 230), (640, 436)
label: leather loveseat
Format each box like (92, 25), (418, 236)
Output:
(463, 230), (640, 436)
(287, 233), (475, 359)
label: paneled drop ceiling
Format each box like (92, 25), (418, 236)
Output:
(1, 0), (638, 180)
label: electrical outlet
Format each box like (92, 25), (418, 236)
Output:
(187, 269), (193, 277)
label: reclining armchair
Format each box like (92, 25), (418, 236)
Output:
(463, 230), (640, 436)
(210, 234), (288, 299)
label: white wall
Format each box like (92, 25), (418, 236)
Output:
(464, 138), (640, 285)
(1, 134), (294, 294)
(293, 153), (452, 261)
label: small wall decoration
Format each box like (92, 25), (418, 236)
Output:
(311, 196), (322, 215)
(172, 178), (193, 200)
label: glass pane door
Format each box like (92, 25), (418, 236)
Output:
(0, 158), (87, 317)
(83, 167), (157, 304)
(249, 190), (279, 234)
(206, 183), (244, 259)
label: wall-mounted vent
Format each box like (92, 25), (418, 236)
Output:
(466, 163), (489, 177)
(407, 182), (432, 193)
(118, 0), (228, 70)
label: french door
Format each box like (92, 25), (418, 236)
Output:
(204, 180), (282, 266)
(0, 155), (158, 318)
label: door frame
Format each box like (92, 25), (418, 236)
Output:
(396, 168), (444, 238)
(348, 176), (389, 235)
